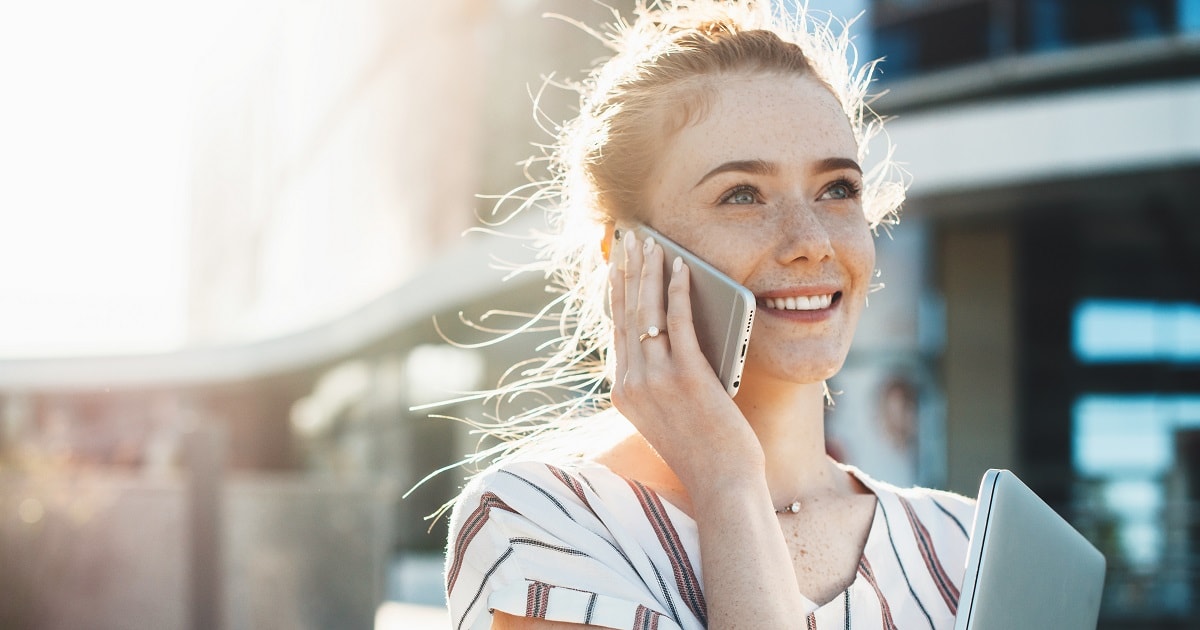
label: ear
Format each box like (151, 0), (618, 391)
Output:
(600, 222), (616, 263)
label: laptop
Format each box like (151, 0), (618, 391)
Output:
(954, 469), (1106, 630)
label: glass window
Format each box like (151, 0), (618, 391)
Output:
(1182, 0), (1200, 32)
(1073, 299), (1200, 364)
(1071, 394), (1199, 615)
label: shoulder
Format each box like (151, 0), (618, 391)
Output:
(446, 458), (625, 568)
(847, 465), (976, 540)
(445, 459), (688, 630)
(891, 485), (975, 540)
(449, 459), (601, 528)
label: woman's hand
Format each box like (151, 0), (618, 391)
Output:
(608, 230), (765, 489)
(609, 231), (807, 628)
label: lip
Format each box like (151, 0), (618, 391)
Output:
(755, 286), (843, 322)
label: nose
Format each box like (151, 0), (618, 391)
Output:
(775, 201), (834, 265)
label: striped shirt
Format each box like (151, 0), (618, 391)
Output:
(445, 459), (974, 630)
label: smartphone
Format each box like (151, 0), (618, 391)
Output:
(613, 222), (755, 397)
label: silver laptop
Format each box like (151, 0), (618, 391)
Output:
(954, 469), (1106, 630)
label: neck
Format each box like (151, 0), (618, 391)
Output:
(602, 373), (861, 514)
(734, 375), (851, 507)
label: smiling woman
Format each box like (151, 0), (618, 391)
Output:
(639, 73), (874, 388)
(441, 2), (973, 629)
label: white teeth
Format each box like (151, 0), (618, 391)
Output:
(764, 294), (835, 311)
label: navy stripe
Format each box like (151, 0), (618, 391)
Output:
(501, 470), (572, 518)
(630, 481), (707, 625)
(577, 472), (681, 626)
(456, 547), (513, 630)
(644, 550), (683, 626)
(509, 470), (657, 611)
(510, 537), (591, 557)
(878, 499), (936, 630)
(932, 498), (969, 538)
(510, 468), (673, 624)
(585, 593), (597, 624)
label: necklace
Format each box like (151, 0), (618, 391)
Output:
(775, 500), (802, 515)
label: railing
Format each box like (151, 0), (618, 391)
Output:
(873, 0), (1200, 82)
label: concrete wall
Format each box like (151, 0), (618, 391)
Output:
(939, 223), (1019, 496)
(0, 473), (393, 630)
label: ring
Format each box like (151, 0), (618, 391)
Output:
(638, 326), (664, 342)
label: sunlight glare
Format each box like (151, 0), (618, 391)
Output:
(0, 2), (236, 358)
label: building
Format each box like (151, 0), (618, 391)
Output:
(848, 1), (1200, 626)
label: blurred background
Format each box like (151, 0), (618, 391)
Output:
(0, 0), (1197, 628)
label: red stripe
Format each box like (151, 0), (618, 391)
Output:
(633, 605), (660, 630)
(446, 492), (516, 593)
(858, 556), (899, 630)
(806, 612), (817, 630)
(627, 479), (708, 625)
(899, 496), (960, 614)
(525, 581), (551, 618)
(545, 464), (593, 511)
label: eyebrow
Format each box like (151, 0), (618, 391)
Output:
(693, 156), (863, 189)
(812, 157), (863, 176)
(693, 159), (777, 189)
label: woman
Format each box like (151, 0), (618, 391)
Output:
(444, 2), (973, 628)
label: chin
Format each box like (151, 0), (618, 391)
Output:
(743, 349), (848, 387)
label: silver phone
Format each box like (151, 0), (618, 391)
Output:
(614, 223), (755, 397)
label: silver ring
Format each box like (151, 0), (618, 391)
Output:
(638, 326), (664, 342)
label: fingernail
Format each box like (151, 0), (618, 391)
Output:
(624, 232), (637, 253)
(643, 236), (655, 254)
(673, 256), (682, 273)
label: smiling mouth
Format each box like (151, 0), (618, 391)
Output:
(761, 292), (841, 311)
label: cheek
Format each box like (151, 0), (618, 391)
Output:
(648, 214), (747, 276)
(685, 227), (763, 282)
(837, 221), (876, 284)
(860, 232), (877, 279)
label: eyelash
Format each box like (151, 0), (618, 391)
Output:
(822, 178), (863, 200)
(718, 184), (760, 205)
(717, 178), (864, 205)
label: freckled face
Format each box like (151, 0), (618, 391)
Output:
(642, 73), (875, 386)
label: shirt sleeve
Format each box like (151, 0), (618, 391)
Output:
(444, 462), (682, 630)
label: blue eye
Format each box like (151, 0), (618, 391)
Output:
(820, 179), (862, 201)
(721, 185), (759, 205)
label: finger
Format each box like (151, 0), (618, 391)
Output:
(665, 257), (703, 358)
(621, 231), (644, 374)
(608, 261), (628, 373)
(636, 237), (670, 355)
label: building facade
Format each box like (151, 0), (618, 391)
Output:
(856, 1), (1200, 626)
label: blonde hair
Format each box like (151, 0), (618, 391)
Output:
(429, 0), (907, 500)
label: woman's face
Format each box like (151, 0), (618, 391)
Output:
(641, 72), (874, 386)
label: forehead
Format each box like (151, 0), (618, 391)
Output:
(662, 73), (857, 175)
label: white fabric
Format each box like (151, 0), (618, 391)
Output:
(445, 459), (974, 630)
